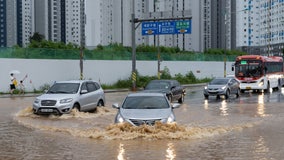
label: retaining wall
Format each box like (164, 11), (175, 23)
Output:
(0, 59), (234, 92)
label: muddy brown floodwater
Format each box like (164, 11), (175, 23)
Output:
(1, 88), (284, 160)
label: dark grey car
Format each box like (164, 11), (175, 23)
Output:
(112, 92), (180, 126)
(203, 77), (240, 99)
(143, 79), (186, 103)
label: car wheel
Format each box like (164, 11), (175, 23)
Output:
(73, 103), (80, 111)
(277, 80), (282, 91)
(236, 88), (240, 98)
(97, 100), (104, 107)
(204, 94), (209, 99)
(168, 95), (173, 103)
(178, 94), (184, 104)
(225, 90), (230, 99)
(265, 82), (271, 93)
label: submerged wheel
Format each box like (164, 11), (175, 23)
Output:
(168, 95), (173, 103)
(277, 80), (282, 91)
(236, 88), (240, 98)
(225, 90), (230, 99)
(73, 103), (80, 111)
(97, 100), (104, 107)
(178, 94), (184, 104)
(265, 82), (271, 93)
(204, 94), (209, 99)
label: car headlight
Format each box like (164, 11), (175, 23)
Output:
(204, 86), (208, 89)
(34, 98), (40, 104)
(221, 86), (226, 90)
(167, 114), (175, 123)
(259, 80), (264, 86)
(60, 98), (73, 104)
(116, 114), (125, 123)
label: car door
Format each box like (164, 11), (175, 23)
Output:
(79, 81), (97, 111)
(229, 79), (238, 94)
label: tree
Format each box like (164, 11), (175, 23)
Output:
(29, 32), (45, 43)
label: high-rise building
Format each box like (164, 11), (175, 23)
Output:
(0, 0), (18, 47)
(236, 0), (284, 55)
(3, 0), (284, 56)
(34, 0), (85, 46)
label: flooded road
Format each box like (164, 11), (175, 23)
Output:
(1, 87), (284, 160)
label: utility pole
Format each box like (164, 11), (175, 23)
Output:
(130, 1), (191, 90)
(80, 46), (84, 80)
(131, 0), (136, 91)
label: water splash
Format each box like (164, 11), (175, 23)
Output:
(15, 107), (255, 140)
(16, 106), (116, 119)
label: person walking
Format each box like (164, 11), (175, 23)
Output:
(10, 73), (17, 95)
(19, 74), (27, 94)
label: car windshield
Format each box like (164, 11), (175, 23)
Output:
(145, 81), (170, 90)
(47, 83), (80, 94)
(122, 96), (169, 109)
(209, 78), (229, 85)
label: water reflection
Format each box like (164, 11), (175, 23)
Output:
(166, 143), (176, 160)
(257, 94), (266, 117)
(204, 99), (209, 110)
(253, 136), (269, 159)
(219, 100), (228, 116)
(117, 143), (125, 160)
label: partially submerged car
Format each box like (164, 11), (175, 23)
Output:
(113, 92), (180, 126)
(143, 79), (186, 103)
(33, 80), (105, 115)
(204, 77), (240, 99)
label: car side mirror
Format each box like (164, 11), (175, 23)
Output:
(112, 103), (120, 109)
(172, 103), (180, 109)
(80, 89), (88, 94)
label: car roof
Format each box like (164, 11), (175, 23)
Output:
(151, 79), (176, 82)
(213, 77), (234, 80)
(54, 80), (99, 84)
(127, 92), (165, 97)
(149, 79), (177, 83)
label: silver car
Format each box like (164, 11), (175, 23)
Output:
(33, 80), (105, 115)
(112, 92), (180, 126)
(203, 77), (240, 99)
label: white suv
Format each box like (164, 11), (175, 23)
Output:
(33, 80), (105, 115)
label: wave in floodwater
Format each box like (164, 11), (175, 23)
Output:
(15, 107), (255, 140)
(16, 106), (116, 119)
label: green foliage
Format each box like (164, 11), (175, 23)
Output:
(102, 68), (212, 90)
(160, 66), (172, 79)
(2, 43), (245, 61)
(29, 32), (45, 43)
(204, 48), (246, 55)
(39, 83), (51, 92)
(96, 44), (103, 50)
(28, 40), (79, 50)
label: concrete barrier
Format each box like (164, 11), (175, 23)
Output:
(0, 59), (234, 92)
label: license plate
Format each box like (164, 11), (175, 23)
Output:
(41, 108), (53, 112)
(246, 87), (251, 89)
